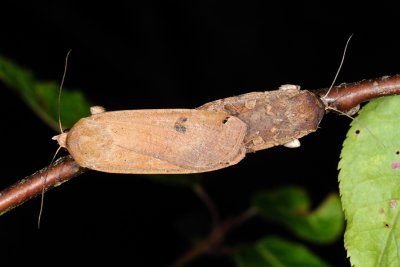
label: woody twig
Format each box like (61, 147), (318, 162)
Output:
(0, 156), (86, 215)
(317, 75), (400, 112)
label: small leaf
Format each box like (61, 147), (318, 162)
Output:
(253, 187), (344, 243)
(233, 236), (330, 267)
(339, 95), (400, 267)
(0, 55), (91, 130)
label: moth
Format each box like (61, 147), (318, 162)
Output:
(53, 85), (324, 174)
(198, 85), (325, 152)
(53, 108), (247, 174)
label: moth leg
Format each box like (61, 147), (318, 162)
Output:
(346, 105), (360, 116)
(90, 106), (106, 115)
(283, 139), (301, 148)
(279, 84), (301, 91)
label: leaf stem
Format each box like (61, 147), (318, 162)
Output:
(193, 184), (220, 226)
(170, 207), (257, 267)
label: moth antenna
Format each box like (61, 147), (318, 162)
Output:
(38, 49), (72, 228)
(326, 106), (386, 149)
(323, 35), (387, 152)
(37, 145), (63, 228)
(323, 34), (353, 100)
(58, 49), (72, 134)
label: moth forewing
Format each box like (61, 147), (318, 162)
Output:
(198, 87), (325, 152)
(59, 109), (247, 174)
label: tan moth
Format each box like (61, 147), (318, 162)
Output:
(53, 108), (247, 173)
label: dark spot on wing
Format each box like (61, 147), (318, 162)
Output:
(355, 129), (360, 135)
(175, 117), (188, 133)
(396, 151), (400, 155)
(384, 222), (391, 228)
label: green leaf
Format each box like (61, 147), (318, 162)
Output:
(0, 55), (91, 130)
(233, 236), (330, 267)
(253, 187), (344, 244)
(339, 95), (400, 267)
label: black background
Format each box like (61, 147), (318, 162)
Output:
(1, 1), (399, 266)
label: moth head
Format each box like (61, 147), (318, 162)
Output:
(52, 132), (68, 148)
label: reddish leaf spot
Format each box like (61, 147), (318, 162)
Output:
(390, 199), (397, 209)
(391, 162), (400, 169)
